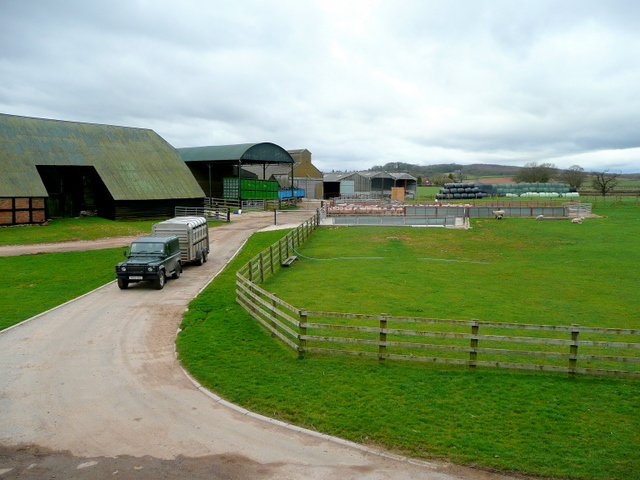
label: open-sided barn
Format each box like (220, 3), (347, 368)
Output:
(241, 148), (324, 199)
(176, 142), (295, 200)
(323, 171), (417, 199)
(0, 113), (205, 224)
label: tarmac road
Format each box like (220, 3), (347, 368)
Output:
(0, 214), (524, 480)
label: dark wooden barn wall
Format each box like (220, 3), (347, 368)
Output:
(114, 198), (205, 220)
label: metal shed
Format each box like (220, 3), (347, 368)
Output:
(177, 143), (295, 200)
(0, 113), (205, 223)
(323, 171), (417, 199)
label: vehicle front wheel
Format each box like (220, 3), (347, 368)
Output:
(172, 262), (182, 279)
(154, 270), (166, 290)
(117, 278), (129, 289)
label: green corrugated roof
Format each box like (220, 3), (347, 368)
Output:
(176, 142), (294, 164)
(0, 113), (204, 200)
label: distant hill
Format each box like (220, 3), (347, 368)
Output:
(365, 162), (640, 181)
(367, 162), (521, 179)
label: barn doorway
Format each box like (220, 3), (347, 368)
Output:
(35, 165), (112, 218)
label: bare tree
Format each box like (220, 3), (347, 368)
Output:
(591, 170), (620, 196)
(514, 162), (557, 183)
(559, 165), (586, 188)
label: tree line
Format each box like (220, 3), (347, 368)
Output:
(367, 161), (625, 196)
(513, 162), (620, 196)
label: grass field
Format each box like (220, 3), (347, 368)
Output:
(177, 203), (640, 480)
(2, 208), (639, 478)
(0, 217), (163, 246)
(0, 248), (124, 330)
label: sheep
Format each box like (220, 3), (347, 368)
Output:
(536, 215), (544, 220)
(493, 210), (505, 220)
(571, 217), (585, 224)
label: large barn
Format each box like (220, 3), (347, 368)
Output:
(0, 113), (205, 224)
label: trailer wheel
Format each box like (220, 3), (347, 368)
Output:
(203, 251), (208, 263)
(117, 278), (129, 290)
(154, 270), (166, 290)
(197, 251), (205, 266)
(172, 262), (182, 279)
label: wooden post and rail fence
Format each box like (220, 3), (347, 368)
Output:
(235, 212), (640, 378)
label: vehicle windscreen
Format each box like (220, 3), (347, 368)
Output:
(130, 242), (165, 254)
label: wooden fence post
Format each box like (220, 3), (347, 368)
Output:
(270, 294), (278, 336)
(569, 324), (580, 376)
(298, 310), (308, 359)
(379, 314), (388, 364)
(469, 321), (479, 370)
(269, 245), (275, 275)
(259, 253), (264, 284)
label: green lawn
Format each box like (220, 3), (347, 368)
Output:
(177, 203), (640, 480)
(415, 185), (440, 198)
(0, 249), (124, 330)
(0, 217), (164, 246)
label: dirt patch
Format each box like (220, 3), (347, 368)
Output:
(0, 444), (275, 480)
(469, 177), (515, 184)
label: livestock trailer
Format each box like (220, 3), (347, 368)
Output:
(152, 216), (210, 265)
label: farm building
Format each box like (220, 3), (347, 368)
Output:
(242, 148), (324, 199)
(176, 143), (297, 200)
(323, 171), (417, 199)
(0, 113), (205, 224)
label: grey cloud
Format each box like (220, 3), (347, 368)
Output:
(0, 0), (638, 173)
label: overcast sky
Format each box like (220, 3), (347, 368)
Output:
(1, 0), (639, 173)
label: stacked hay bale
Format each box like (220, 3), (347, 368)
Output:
(436, 182), (578, 200)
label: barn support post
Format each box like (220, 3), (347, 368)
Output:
(237, 159), (243, 204)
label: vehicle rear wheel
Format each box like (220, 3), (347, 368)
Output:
(172, 262), (182, 279)
(117, 278), (129, 290)
(154, 270), (166, 290)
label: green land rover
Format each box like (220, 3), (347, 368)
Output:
(115, 234), (182, 290)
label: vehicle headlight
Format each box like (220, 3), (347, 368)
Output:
(120, 266), (127, 272)
(147, 266), (154, 272)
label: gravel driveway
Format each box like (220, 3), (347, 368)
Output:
(0, 214), (524, 480)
